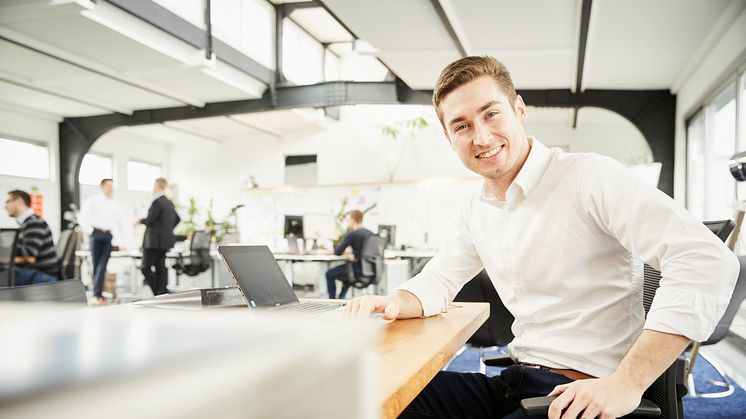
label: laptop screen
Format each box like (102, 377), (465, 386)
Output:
(218, 245), (299, 307)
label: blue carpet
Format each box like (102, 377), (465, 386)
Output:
(446, 347), (746, 418)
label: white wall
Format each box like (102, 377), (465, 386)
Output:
(673, 6), (746, 203)
(0, 105), (62, 237)
(166, 103), (649, 249)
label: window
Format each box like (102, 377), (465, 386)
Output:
(0, 137), (49, 179)
(686, 75), (741, 221)
(127, 161), (162, 192)
(284, 155), (317, 185)
(78, 154), (113, 186)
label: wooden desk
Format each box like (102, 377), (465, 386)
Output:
(378, 302), (489, 418)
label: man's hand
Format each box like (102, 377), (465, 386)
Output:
(547, 375), (643, 419)
(344, 295), (400, 320)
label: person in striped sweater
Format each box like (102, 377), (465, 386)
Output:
(4, 190), (59, 285)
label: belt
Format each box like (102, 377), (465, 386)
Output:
(519, 363), (595, 381)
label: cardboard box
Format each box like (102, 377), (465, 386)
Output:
(104, 272), (116, 297)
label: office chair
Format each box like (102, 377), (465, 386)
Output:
(0, 279), (87, 305)
(56, 228), (80, 280)
(0, 229), (19, 287)
(517, 219), (735, 417)
(450, 269), (515, 374)
(173, 230), (212, 284)
(344, 234), (386, 295)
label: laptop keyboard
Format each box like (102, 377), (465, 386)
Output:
(269, 301), (346, 314)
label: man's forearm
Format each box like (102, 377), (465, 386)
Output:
(392, 290), (424, 319)
(612, 329), (690, 392)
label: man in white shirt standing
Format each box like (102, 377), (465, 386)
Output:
(346, 56), (739, 419)
(80, 178), (123, 304)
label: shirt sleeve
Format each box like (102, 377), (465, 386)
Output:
(396, 197), (485, 317)
(334, 232), (352, 256)
(577, 155), (739, 342)
(79, 197), (94, 235)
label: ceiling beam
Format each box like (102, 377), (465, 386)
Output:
(106, 0), (274, 85)
(59, 83), (675, 224)
(429, 0), (467, 57)
(572, 0), (593, 128)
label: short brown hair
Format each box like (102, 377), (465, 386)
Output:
(8, 190), (31, 207)
(432, 56), (517, 129)
(100, 178), (113, 186)
(154, 177), (168, 190)
(349, 210), (364, 224)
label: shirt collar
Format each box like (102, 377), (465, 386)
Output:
(16, 208), (35, 225)
(152, 192), (165, 202)
(479, 136), (552, 204)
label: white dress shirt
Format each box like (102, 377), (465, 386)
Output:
(80, 193), (122, 239)
(398, 138), (739, 378)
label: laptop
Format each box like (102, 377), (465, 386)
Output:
(217, 245), (346, 316)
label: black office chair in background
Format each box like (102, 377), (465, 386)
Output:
(0, 228), (19, 287)
(344, 234), (386, 295)
(0, 279), (87, 305)
(173, 230), (212, 285)
(56, 228), (80, 280)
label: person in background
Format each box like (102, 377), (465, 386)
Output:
(345, 56), (739, 419)
(4, 189), (59, 285)
(325, 209), (373, 299)
(138, 178), (180, 296)
(80, 178), (124, 304)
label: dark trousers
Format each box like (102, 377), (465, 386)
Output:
(90, 231), (113, 297)
(325, 263), (351, 299)
(399, 365), (573, 419)
(141, 249), (168, 296)
(14, 268), (59, 286)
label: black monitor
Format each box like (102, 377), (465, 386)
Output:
(284, 215), (304, 238)
(378, 224), (396, 249)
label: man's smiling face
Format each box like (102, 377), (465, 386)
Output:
(440, 75), (529, 186)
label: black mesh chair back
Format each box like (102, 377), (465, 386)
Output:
(56, 228), (79, 280)
(0, 229), (19, 287)
(348, 234), (386, 289)
(174, 230), (212, 277)
(639, 219), (734, 418)
(0, 279), (87, 305)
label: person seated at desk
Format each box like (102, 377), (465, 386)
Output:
(345, 56), (739, 419)
(325, 210), (372, 299)
(4, 189), (59, 285)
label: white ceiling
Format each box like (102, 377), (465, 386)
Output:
(323, 0), (744, 91)
(1, 0), (743, 146)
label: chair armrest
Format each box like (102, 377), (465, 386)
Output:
(483, 354), (516, 367)
(520, 396), (661, 417)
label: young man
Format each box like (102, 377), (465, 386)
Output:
(345, 56), (739, 419)
(4, 189), (59, 285)
(138, 178), (180, 296)
(80, 178), (123, 303)
(325, 209), (373, 299)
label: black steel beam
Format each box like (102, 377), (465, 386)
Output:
(281, 0), (322, 15)
(430, 0), (467, 57)
(59, 83), (675, 223)
(105, 0), (273, 85)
